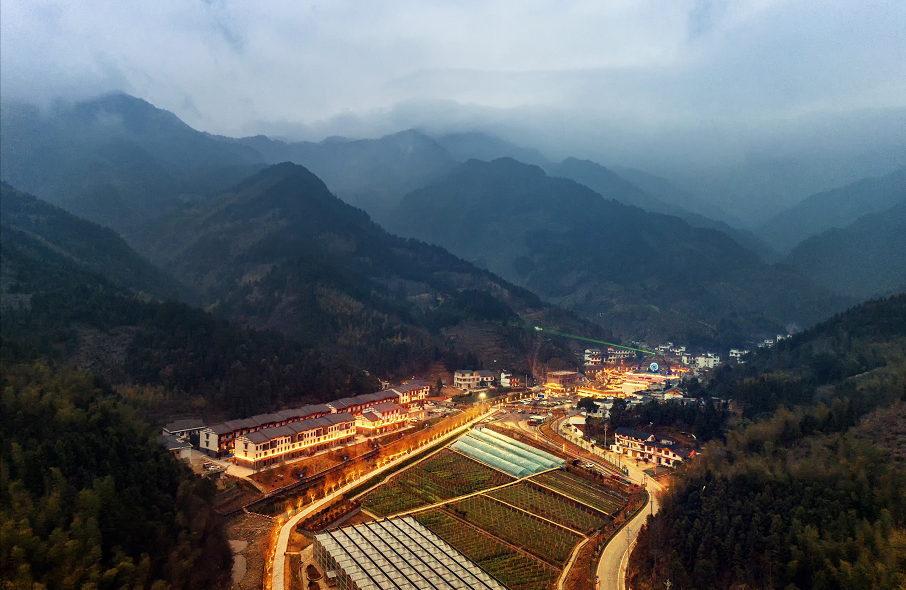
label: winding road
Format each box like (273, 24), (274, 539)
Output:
(499, 410), (662, 590)
(595, 465), (661, 590)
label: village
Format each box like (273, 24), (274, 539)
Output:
(153, 336), (784, 590)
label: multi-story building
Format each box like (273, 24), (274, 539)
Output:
(355, 401), (408, 435)
(693, 354), (720, 369)
(454, 369), (496, 390)
(499, 371), (524, 388)
(200, 404), (333, 457)
(232, 413), (356, 471)
(199, 382), (430, 458)
(606, 348), (633, 362)
(584, 348), (602, 364)
(545, 370), (581, 394)
(162, 418), (206, 440)
(729, 348), (749, 360)
(611, 427), (694, 467)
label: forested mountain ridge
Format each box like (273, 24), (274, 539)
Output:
(0, 181), (184, 301)
(759, 167), (906, 253)
(629, 294), (906, 590)
(126, 162), (601, 377)
(784, 200), (906, 298)
(385, 157), (849, 344)
(237, 130), (457, 224)
(0, 94), (265, 231)
(552, 158), (778, 261)
(1, 203), (378, 419)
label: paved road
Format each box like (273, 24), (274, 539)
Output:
(270, 407), (498, 590)
(492, 410), (663, 590)
(595, 461), (663, 590)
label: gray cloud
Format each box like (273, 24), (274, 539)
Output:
(1, 0), (904, 220)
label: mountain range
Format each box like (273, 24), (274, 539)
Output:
(759, 167), (906, 252)
(784, 200), (906, 298)
(2, 92), (902, 348)
(384, 157), (849, 343)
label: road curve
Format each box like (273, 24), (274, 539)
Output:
(270, 407), (497, 590)
(595, 461), (663, 590)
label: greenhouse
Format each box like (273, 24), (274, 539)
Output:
(450, 429), (563, 478)
(313, 516), (506, 590)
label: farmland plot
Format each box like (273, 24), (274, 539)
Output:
(362, 449), (513, 516)
(488, 482), (608, 533)
(416, 510), (558, 590)
(531, 471), (627, 516)
(448, 495), (581, 565)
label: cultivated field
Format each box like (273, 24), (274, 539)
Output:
(487, 482), (608, 533)
(531, 471), (627, 516)
(448, 495), (582, 565)
(361, 449), (513, 516)
(416, 510), (559, 590)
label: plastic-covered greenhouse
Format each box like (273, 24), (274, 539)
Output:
(314, 516), (506, 590)
(450, 428), (563, 478)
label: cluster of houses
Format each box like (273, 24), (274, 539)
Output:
(453, 369), (529, 390)
(562, 410), (695, 468)
(583, 348), (633, 364)
(159, 381), (430, 471)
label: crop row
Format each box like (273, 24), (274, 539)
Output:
(416, 510), (558, 590)
(488, 482), (608, 533)
(531, 471), (627, 516)
(362, 449), (513, 516)
(448, 495), (581, 565)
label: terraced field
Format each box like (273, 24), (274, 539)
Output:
(531, 471), (627, 516)
(416, 510), (558, 590)
(448, 495), (581, 565)
(488, 482), (608, 533)
(362, 449), (514, 516)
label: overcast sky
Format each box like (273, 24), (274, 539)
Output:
(1, 0), (905, 216)
(3, 0), (903, 136)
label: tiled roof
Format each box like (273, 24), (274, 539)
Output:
(157, 433), (191, 451)
(615, 427), (652, 441)
(164, 418), (205, 433)
(370, 401), (403, 414)
(243, 412), (355, 445)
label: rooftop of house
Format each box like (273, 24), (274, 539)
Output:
(157, 433), (192, 451)
(244, 412), (355, 445)
(163, 418), (205, 433)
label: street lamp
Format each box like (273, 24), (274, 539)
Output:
(479, 392), (487, 412)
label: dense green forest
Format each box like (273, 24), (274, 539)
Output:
(0, 228), (377, 418)
(1, 182), (184, 301)
(628, 295), (906, 590)
(583, 396), (729, 444)
(0, 362), (232, 590)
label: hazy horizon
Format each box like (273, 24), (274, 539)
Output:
(2, 0), (905, 221)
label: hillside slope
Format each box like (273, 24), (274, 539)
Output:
(237, 130), (457, 223)
(0, 182), (184, 300)
(784, 201), (906, 298)
(0, 217), (378, 418)
(553, 158), (778, 261)
(759, 167), (906, 252)
(127, 162), (602, 376)
(629, 294), (906, 590)
(0, 95), (264, 231)
(385, 158), (849, 343)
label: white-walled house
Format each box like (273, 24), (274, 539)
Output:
(232, 413), (356, 471)
(611, 427), (694, 467)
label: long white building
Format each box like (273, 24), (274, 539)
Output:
(200, 381), (429, 458)
(232, 412), (356, 471)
